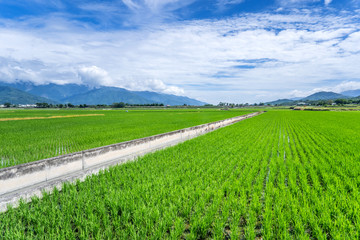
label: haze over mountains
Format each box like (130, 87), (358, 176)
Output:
(0, 81), (206, 106)
(301, 92), (349, 101)
(341, 89), (360, 97)
(1, 80), (360, 106)
(266, 91), (359, 105)
(0, 86), (58, 105)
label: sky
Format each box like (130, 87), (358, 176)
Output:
(0, 0), (360, 104)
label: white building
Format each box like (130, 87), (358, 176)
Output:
(18, 104), (37, 108)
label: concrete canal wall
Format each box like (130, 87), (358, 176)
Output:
(0, 112), (263, 211)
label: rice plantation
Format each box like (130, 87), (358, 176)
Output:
(1, 110), (360, 238)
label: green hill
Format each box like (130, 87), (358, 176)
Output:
(265, 99), (295, 106)
(133, 91), (206, 106)
(0, 86), (58, 105)
(0, 81), (92, 101)
(301, 91), (348, 101)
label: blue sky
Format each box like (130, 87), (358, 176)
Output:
(1, 0), (360, 103)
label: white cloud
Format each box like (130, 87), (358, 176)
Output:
(122, 78), (185, 95)
(217, 0), (245, 6)
(338, 31), (360, 52)
(77, 66), (113, 87)
(328, 81), (360, 93)
(120, 0), (196, 23)
(0, 57), (76, 85)
(288, 81), (360, 98)
(1, 10), (360, 103)
(122, 0), (140, 10)
(277, 0), (334, 7)
(277, 0), (321, 6)
(324, 0), (332, 5)
(140, 0), (195, 11)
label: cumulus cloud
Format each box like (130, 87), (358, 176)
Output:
(324, 0), (332, 5)
(76, 67), (185, 95)
(338, 31), (360, 52)
(326, 81), (360, 93)
(0, 57), (76, 85)
(289, 81), (360, 98)
(77, 66), (113, 88)
(139, 79), (184, 95)
(122, 78), (185, 95)
(1, 9), (360, 103)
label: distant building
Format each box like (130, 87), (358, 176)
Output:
(0, 105), (4, 108)
(18, 104), (37, 108)
(297, 102), (306, 106)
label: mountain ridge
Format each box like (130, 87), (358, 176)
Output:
(301, 91), (349, 101)
(0, 81), (206, 106)
(266, 91), (352, 105)
(341, 89), (360, 97)
(62, 87), (152, 105)
(0, 86), (58, 105)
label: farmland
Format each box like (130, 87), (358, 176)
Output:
(0, 109), (252, 168)
(1, 110), (359, 238)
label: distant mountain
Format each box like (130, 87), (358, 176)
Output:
(265, 91), (352, 106)
(27, 83), (91, 101)
(301, 91), (349, 101)
(1, 81), (91, 101)
(341, 89), (360, 98)
(1, 81), (35, 92)
(0, 81), (206, 106)
(0, 86), (58, 105)
(265, 99), (295, 105)
(133, 91), (206, 106)
(63, 87), (152, 105)
(63, 87), (206, 106)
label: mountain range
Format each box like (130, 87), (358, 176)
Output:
(0, 86), (59, 105)
(341, 89), (360, 97)
(2, 80), (359, 106)
(266, 91), (359, 105)
(301, 91), (348, 101)
(0, 81), (206, 106)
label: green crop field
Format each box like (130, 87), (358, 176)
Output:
(1, 110), (359, 239)
(0, 108), (253, 168)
